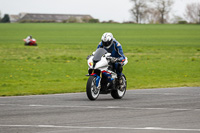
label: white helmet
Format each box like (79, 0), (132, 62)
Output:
(101, 32), (113, 48)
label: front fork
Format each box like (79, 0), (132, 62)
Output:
(91, 70), (102, 89)
(89, 70), (114, 89)
(95, 75), (101, 89)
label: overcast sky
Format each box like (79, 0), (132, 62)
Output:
(0, 0), (199, 22)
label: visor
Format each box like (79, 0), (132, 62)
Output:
(102, 40), (112, 47)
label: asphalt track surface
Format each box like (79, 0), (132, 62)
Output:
(0, 87), (200, 133)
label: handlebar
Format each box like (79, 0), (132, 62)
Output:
(106, 56), (120, 63)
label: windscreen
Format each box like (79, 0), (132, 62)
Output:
(93, 48), (107, 62)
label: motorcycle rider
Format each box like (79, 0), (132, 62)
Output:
(97, 32), (126, 89)
(24, 35), (37, 46)
(25, 35), (32, 44)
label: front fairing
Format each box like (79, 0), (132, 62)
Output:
(87, 55), (109, 70)
(87, 56), (94, 69)
(93, 57), (108, 69)
(87, 48), (111, 70)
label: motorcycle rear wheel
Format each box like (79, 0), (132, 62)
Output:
(111, 74), (126, 99)
(86, 76), (100, 101)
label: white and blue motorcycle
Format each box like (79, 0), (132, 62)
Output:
(86, 48), (128, 100)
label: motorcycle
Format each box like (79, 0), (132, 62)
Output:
(23, 38), (37, 46)
(86, 48), (128, 100)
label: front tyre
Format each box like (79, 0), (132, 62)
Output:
(111, 74), (127, 99)
(86, 76), (100, 101)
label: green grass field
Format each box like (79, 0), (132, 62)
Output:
(0, 23), (200, 96)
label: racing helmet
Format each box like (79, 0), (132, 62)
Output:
(101, 32), (113, 48)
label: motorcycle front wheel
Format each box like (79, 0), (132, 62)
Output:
(86, 76), (100, 101)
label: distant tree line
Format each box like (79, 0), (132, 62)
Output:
(0, 14), (10, 23)
(62, 16), (100, 23)
(0, 13), (100, 23)
(184, 2), (200, 24)
(130, 0), (200, 24)
(19, 18), (100, 23)
(1, 1), (200, 24)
